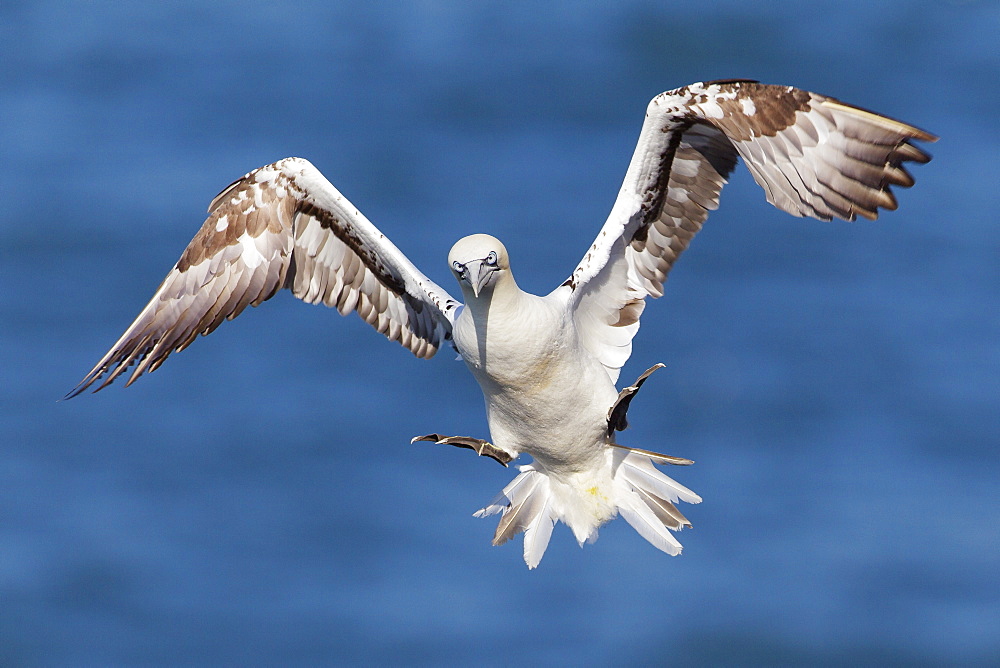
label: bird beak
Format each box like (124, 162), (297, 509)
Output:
(467, 260), (495, 298)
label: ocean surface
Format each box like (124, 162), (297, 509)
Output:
(2, 1), (997, 664)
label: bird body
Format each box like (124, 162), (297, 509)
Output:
(448, 234), (684, 554)
(69, 80), (935, 568)
(451, 247), (613, 473)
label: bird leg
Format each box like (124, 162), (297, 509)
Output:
(411, 433), (514, 467)
(607, 363), (694, 466)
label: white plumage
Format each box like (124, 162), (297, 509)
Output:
(69, 80), (934, 568)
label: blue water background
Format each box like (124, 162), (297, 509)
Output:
(2, 1), (998, 664)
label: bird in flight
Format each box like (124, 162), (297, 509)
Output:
(68, 80), (934, 568)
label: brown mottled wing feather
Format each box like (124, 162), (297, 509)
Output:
(626, 121), (740, 299)
(68, 157), (460, 397)
(708, 82), (935, 222)
(562, 80), (935, 382)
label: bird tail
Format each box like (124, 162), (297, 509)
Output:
(611, 450), (702, 556)
(474, 466), (557, 569)
(474, 449), (701, 568)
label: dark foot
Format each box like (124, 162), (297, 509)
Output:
(411, 433), (514, 467)
(607, 363), (665, 436)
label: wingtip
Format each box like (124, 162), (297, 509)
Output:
(63, 373), (101, 400)
(820, 99), (938, 144)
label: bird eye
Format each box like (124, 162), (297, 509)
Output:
(452, 261), (466, 274)
(485, 251), (498, 266)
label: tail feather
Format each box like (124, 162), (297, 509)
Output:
(492, 474), (542, 546)
(617, 453), (702, 505)
(616, 489), (685, 555)
(632, 485), (692, 530)
(474, 468), (536, 518)
(521, 493), (555, 569)
(475, 451), (700, 568)
(474, 467), (557, 568)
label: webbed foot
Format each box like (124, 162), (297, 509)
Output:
(607, 363), (665, 436)
(607, 363), (694, 466)
(411, 433), (514, 467)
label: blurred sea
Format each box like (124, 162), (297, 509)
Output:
(2, 1), (998, 664)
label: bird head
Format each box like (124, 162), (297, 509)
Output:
(448, 234), (510, 299)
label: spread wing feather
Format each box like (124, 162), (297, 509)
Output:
(558, 80), (936, 382)
(68, 157), (460, 396)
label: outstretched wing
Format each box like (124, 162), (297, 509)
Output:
(557, 80), (936, 382)
(68, 157), (460, 396)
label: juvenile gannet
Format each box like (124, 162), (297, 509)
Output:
(68, 80), (935, 568)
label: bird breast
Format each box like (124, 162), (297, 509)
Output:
(453, 292), (618, 471)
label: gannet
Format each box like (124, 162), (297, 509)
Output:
(68, 80), (935, 568)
